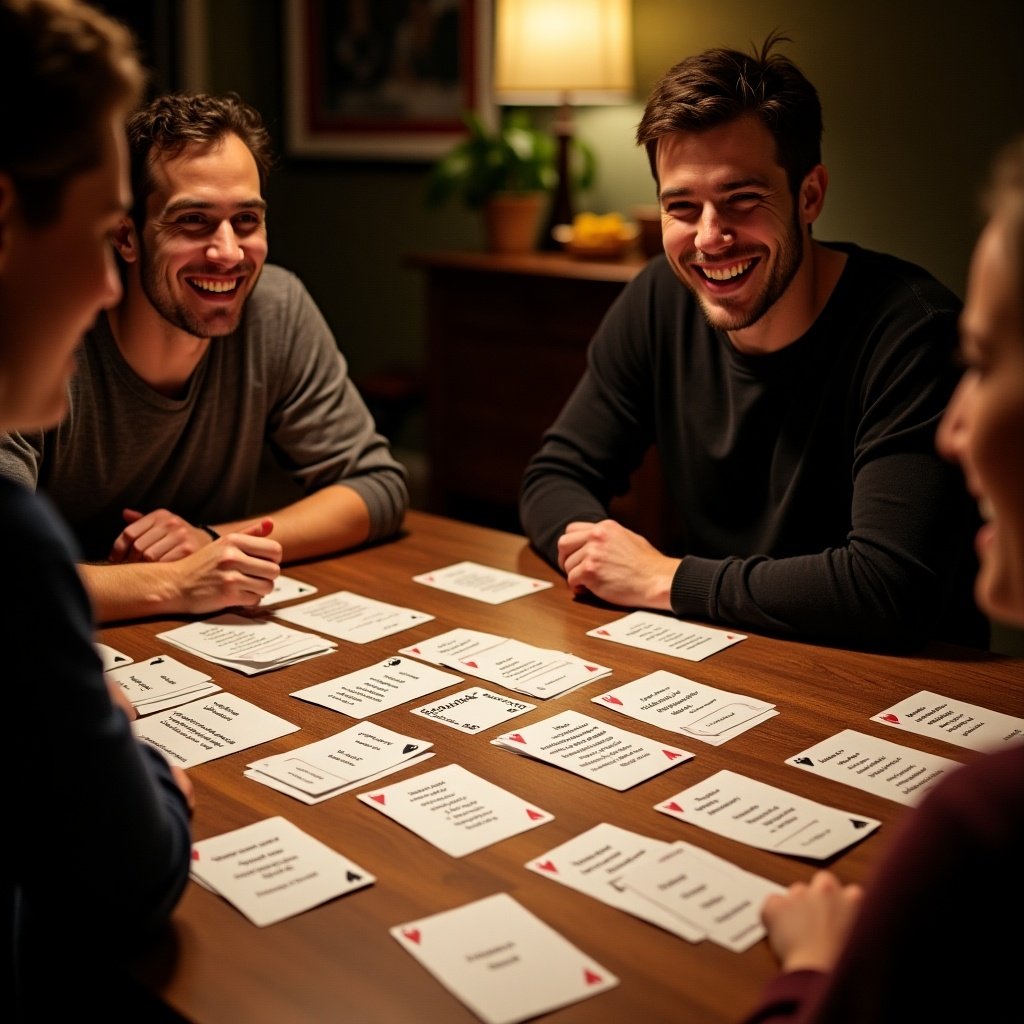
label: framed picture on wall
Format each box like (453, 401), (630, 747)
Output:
(284, 0), (492, 160)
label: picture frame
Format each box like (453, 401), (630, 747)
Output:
(284, 0), (493, 161)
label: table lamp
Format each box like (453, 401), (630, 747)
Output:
(493, 0), (634, 245)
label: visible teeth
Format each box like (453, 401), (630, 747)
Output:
(703, 260), (752, 281)
(979, 497), (995, 522)
(192, 278), (237, 293)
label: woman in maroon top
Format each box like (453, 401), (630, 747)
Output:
(742, 136), (1024, 1024)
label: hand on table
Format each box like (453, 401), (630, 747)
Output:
(167, 519), (282, 615)
(110, 508), (215, 564)
(557, 519), (680, 610)
(760, 869), (864, 973)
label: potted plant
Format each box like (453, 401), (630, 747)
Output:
(426, 110), (594, 253)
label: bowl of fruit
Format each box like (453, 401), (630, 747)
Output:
(552, 212), (639, 260)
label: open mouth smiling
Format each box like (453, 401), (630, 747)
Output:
(694, 257), (757, 284)
(186, 276), (242, 296)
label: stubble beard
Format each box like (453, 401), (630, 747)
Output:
(139, 247), (256, 340)
(687, 213), (804, 333)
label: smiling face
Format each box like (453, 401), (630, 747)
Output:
(937, 211), (1024, 628)
(134, 131), (267, 339)
(656, 115), (825, 341)
(0, 106), (129, 432)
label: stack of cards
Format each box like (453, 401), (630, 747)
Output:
(618, 842), (783, 952)
(191, 817), (374, 927)
(588, 611), (746, 662)
(401, 629), (611, 699)
(527, 823), (783, 952)
(274, 590), (434, 643)
(491, 710), (694, 791)
(593, 669), (776, 745)
(157, 614), (336, 675)
(291, 656), (463, 719)
(391, 893), (617, 1024)
(106, 654), (219, 715)
(246, 723), (434, 804)
(132, 692), (299, 768)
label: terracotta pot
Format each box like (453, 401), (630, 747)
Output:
(483, 192), (546, 254)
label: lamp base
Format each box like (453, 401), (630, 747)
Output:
(540, 108), (575, 250)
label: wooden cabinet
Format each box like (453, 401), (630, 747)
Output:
(407, 249), (672, 543)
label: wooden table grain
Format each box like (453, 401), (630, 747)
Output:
(109, 510), (1022, 1023)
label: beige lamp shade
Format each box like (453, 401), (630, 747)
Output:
(494, 0), (634, 104)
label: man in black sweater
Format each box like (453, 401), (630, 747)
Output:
(519, 35), (983, 651)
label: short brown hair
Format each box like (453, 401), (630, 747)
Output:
(636, 31), (822, 196)
(126, 92), (275, 228)
(0, 0), (144, 225)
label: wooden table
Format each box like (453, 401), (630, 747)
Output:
(113, 510), (1022, 1023)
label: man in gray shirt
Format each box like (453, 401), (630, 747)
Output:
(0, 92), (408, 623)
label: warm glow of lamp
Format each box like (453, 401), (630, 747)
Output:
(493, 0), (634, 242)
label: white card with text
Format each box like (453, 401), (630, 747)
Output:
(788, 729), (962, 807)
(654, 769), (881, 858)
(593, 669), (776, 745)
(132, 693), (299, 768)
(492, 710), (694, 791)
(190, 816), (374, 927)
(413, 561), (553, 604)
(391, 893), (617, 1024)
(274, 590), (433, 643)
(587, 611), (745, 661)
(872, 690), (1024, 752)
(291, 656), (462, 719)
(357, 763), (553, 857)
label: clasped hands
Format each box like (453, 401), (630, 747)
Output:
(107, 507), (282, 613)
(557, 519), (680, 610)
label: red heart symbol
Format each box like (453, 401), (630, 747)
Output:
(526, 808), (544, 820)
(536, 860), (558, 873)
(602, 695), (623, 705)
(509, 733), (526, 744)
(370, 793), (386, 804)
(584, 969), (603, 986)
(403, 928), (421, 944)
(664, 801), (684, 813)
(882, 714), (900, 723)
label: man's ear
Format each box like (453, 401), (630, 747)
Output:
(111, 216), (138, 263)
(799, 164), (829, 228)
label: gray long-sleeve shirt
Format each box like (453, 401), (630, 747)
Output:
(0, 264), (408, 560)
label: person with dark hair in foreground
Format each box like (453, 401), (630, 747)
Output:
(0, 0), (192, 1018)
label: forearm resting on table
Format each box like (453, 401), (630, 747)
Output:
(212, 485), (372, 564)
(80, 560), (200, 623)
